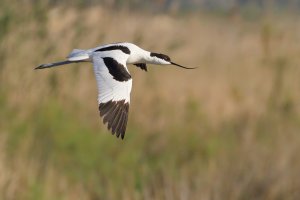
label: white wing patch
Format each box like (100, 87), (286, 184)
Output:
(92, 52), (132, 139)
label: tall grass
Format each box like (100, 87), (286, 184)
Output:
(1, 3), (300, 200)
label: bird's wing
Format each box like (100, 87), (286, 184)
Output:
(134, 63), (147, 71)
(92, 52), (132, 139)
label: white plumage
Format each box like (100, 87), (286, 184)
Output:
(36, 42), (196, 139)
(93, 55), (132, 103)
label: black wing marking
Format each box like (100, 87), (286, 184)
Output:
(134, 63), (147, 72)
(95, 45), (131, 54)
(103, 57), (131, 82)
(99, 100), (129, 139)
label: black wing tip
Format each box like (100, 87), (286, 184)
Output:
(99, 100), (129, 139)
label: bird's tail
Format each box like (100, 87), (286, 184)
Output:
(35, 49), (89, 70)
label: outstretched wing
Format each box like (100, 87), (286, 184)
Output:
(92, 52), (132, 139)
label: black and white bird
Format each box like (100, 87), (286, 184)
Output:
(36, 42), (196, 139)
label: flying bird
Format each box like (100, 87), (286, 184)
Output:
(36, 42), (196, 139)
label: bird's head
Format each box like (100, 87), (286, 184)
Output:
(150, 52), (171, 65)
(150, 52), (197, 69)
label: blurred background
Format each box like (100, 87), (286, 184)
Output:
(1, 0), (300, 199)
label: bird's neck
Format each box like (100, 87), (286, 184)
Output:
(128, 50), (154, 64)
(142, 52), (156, 64)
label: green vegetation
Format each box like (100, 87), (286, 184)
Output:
(1, 2), (300, 200)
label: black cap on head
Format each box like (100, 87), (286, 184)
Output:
(150, 52), (171, 62)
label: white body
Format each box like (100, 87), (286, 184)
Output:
(67, 42), (170, 104)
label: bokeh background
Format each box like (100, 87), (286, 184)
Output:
(1, 0), (300, 199)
